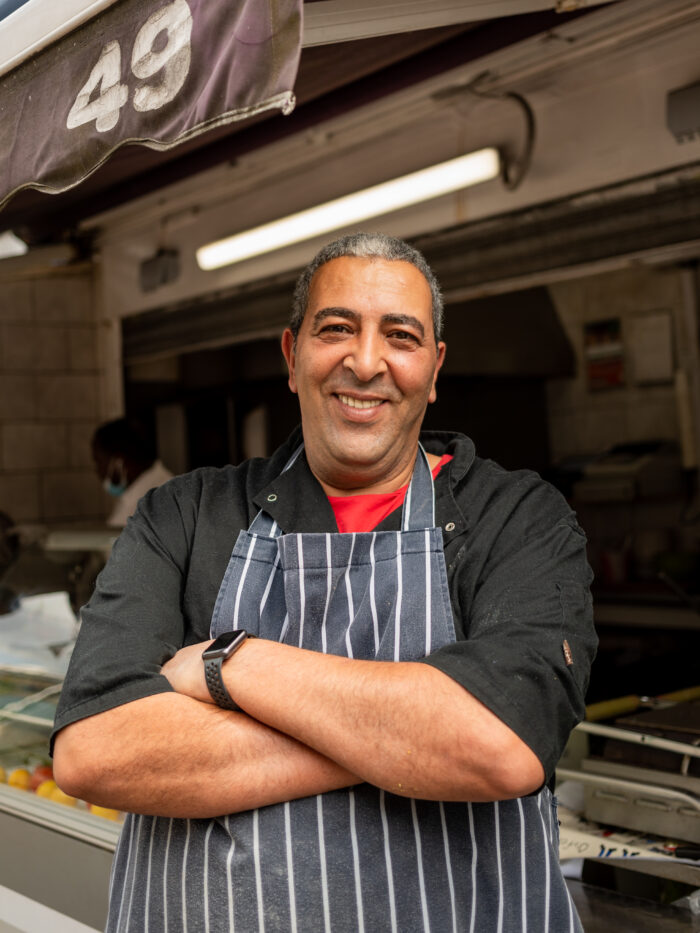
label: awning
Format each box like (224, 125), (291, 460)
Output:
(0, 0), (302, 211)
(0, 1), (602, 244)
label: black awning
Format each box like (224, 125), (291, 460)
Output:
(0, 0), (302, 212)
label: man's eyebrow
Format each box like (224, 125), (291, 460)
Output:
(311, 308), (425, 339)
(311, 307), (360, 328)
(381, 314), (425, 339)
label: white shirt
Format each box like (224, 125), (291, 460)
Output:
(107, 460), (174, 527)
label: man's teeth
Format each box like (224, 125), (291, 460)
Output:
(338, 394), (382, 410)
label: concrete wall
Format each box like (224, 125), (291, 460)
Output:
(546, 265), (684, 462)
(0, 273), (108, 525)
(544, 264), (698, 580)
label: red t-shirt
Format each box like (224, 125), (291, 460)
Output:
(328, 455), (453, 533)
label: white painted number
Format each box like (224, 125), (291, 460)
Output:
(66, 40), (128, 132)
(132, 0), (193, 112)
(66, 0), (193, 132)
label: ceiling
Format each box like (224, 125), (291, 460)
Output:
(0, 3), (589, 245)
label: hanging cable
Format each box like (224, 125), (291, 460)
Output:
(464, 70), (536, 191)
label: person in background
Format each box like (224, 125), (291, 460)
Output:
(91, 418), (173, 527)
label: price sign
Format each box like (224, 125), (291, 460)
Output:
(0, 0), (302, 211)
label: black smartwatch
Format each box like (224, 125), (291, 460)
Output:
(202, 630), (252, 710)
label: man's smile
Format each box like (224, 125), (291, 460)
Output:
(336, 394), (385, 410)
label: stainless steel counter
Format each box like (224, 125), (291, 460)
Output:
(568, 880), (700, 931)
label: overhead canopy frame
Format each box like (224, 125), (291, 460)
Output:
(0, 0), (611, 240)
(0, 0), (616, 77)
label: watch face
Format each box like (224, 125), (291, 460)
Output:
(203, 630), (247, 660)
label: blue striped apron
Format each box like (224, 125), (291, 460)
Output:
(107, 446), (582, 932)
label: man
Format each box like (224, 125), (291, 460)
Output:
(53, 233), (595, 932)
(92, 417), (174, 527)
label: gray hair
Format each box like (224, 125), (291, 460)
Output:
(290, 233), (443, 342)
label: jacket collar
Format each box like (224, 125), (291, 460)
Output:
(252, 426), (475, 539)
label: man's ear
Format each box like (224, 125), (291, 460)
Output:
(428, 341), (446, 404)
(281, 329), (298, 394)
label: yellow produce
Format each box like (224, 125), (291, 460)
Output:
(89, 804), (121, 821)
(0, 765), (5, 783)
(7, 768), (31, 790)
(49, 785), (77, 807)
(30, 764), (53, 790)
(35, 779), (58, 798)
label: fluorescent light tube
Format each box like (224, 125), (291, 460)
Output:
(196, 147), (500, 270)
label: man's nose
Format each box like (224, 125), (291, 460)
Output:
(342, 332), (388, 382)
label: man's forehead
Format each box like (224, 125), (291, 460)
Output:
(308, 256), (431, 301)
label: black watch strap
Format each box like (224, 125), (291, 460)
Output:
(203, 656), (241, 710)
(202, 630), (252, 710)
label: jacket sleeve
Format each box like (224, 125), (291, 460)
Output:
(420, 469), (596, 782)
(50, 477), (196, 751)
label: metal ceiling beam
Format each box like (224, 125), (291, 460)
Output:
(0, 0), (118, 79)
(302, 0), (613, 46)
(0, 0), (617, 79)
(416, 165), (700, 301)
(122, 167), (700, 364)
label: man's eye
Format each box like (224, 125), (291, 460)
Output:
(389, 330), (419, 343)
(319, 323), (351, 335)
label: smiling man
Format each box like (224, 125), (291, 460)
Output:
(52, 233), (595, 932)
(282, 252), (445, 494)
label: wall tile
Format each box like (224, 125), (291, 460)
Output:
(68, 422), (100, 468)
(41, 471), (105, 521)
(33, 277), (92, 324)
(0, 374), (36, 419)
(0, 473), (40, 522)
(67, 326), (98, 371)
(0, 281), (33, 322)
(2, 423), (68, 470)
(1, 323), (69, 371)
(35, 375), (99, 420)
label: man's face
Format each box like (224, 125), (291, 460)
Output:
(281, 256), (445, 492)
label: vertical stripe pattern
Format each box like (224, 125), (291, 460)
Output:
(106, 446), (582, 932)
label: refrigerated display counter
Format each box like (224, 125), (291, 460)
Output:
(0, 667), (120, 932)
(2, 667), (698, 932)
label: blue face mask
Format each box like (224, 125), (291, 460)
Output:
(103, 478), (128, 497)
(103, 458), (127, 497)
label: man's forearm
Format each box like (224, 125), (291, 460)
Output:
(52, 692), (358, 818)
(164, 639), (545, 802)
(230, 641), (543, 800)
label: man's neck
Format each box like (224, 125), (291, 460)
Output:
(311, 451), (441, 498)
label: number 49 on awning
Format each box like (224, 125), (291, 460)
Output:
(66, 0), (192, 133)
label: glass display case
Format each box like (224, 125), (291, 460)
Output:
(0, 666), (120, 932)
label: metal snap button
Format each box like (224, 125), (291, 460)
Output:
(445, 522), (455, 532)
(267, 493), (277, 502)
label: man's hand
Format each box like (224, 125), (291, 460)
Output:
(161, 640), (215, 703)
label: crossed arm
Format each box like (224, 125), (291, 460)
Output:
(53, 637), (544, 818)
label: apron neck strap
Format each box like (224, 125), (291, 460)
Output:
(402, 444), (435, 530)
(250, 442), (435, 536)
